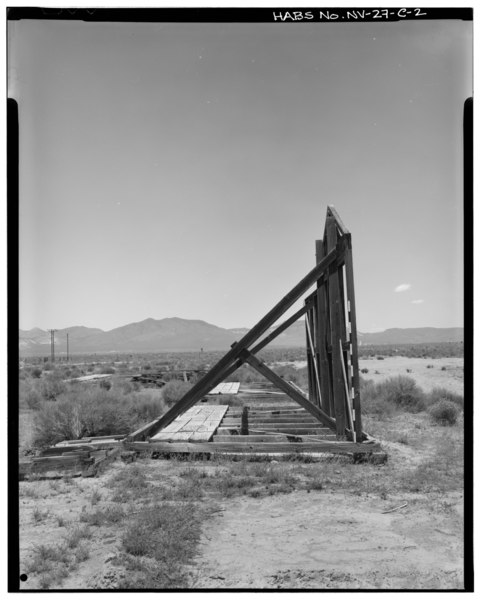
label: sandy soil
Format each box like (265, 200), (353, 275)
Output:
(193, 490), (463, 589)
(358, 357), (464, 395)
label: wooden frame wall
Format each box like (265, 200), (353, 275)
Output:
(128, 206), (363, 443)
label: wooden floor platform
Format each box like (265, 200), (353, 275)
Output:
(134, 383), (385, 461)
(149, 405), (229, 442)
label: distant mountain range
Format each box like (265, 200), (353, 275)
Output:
(18, 318), (464, 356)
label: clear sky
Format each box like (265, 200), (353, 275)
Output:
(9, 16), (471, 332)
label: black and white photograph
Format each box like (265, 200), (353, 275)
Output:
(9, 6), (472, 591)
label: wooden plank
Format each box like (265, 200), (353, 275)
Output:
(340, 339), (356, 442)
(189, 431), (215, 442)
(127, 440), (381, 454)
(316, 241), (334, 418)
(344, 244), (363, 441)
(241, 350), (337, 431)
(221, 416), (319, 425)
(213, 435), (296, 443)
(226, 409), (306, 417)
(225, 427), (329, 435)
(162, 418), (192, 434)
(40, 445), (94, 456)
(306, 308), (322, 407)
(327, 205), (350, 236)
(127, 242), (344, 440)
(326, 215), (347, 438)
(249, 301), (312, 356)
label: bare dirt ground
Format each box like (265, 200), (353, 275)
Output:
(193, 489), (463, 589)
(358, 356), (464, 395)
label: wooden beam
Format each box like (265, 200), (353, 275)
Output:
(327, 205), (350, 237)
(127, 440), (381, 455)
(241, 350), (336, 431)
(305, 309), (322, 407)
(344, 244), (363, 440)
(340, 339), (356, 443)
(127, 241), (344, 440)
(326, 216), (347, 438)
(315, 240), (333, 417)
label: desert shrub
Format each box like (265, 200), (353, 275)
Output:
(31, 367), (42, 379)
(225, 364), (258, 383)
(426, 387), (464, 410)
(19, 380), (43, 410)
(100, 366), (115, 375)
(39, 373), (67, 401)
(377, 376), (426, 413)
(32, 388), (132, 447)
(162, 381), (192, 406)
(360, 376), (426, 415)
(360, 368), (369, 374)
(428, 400), (460, 426)
(376, 356), (385, 361)
(131, 391), (167, 422)
(99, 378), (112, 391)
(360, 378), (396, 417)
(25, 388), (42, 410)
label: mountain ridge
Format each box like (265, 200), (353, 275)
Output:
(19, 318), (463, 355)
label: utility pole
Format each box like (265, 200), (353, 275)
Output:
(48, 329), (57, 364)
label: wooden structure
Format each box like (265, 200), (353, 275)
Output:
(127, 207), (371, 455)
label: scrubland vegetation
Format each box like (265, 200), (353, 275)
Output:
(18, 344), (465, 590)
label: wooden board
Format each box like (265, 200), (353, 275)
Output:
(150, 405), (228, 442)
(128, 440), (381, 455)
(208, 382), (240, 395)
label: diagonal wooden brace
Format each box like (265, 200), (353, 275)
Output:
(240, 349), (337, 431)
(126, 240), (345, 440)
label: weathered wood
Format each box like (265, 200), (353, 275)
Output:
(126, 440), (381, 455)
(213, 435), (298, 443)
(250, 301), (313, 356)
(221, 421), (325, 429)
(305, 308), (322, 407)
(221, 427), (330, 436)
(189, 431), (215, 442)
(127, 242), (344, 440)
(242, 350), (337, 431)
(150, 405), (228, 442)
(221, 416), (319, 424)
(326, 216), (347, 438)
(226, 408), (306, 417)
(339, 339), (356, 442)
(40, 445), (94, 456)
(315, 240), (333, 417)
(344, 243), (363, 440)
(327, 205), (350, 236)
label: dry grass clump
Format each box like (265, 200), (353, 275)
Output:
(360, 376), (462, 417)
(377, 376), (426, 413)
(426, 387), (464, 410)
(31, 388), (168, 448)
(428, 400), (460, 426)
(161, 381), (193, 407)
(118, 502), (201, 588)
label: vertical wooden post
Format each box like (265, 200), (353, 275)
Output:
(326, 217), (346, 438)
(306, 307), (322, 408)
(305, 308), (316, 405)
(315, 240), (332, 416)
(344, 243), (363, 440)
